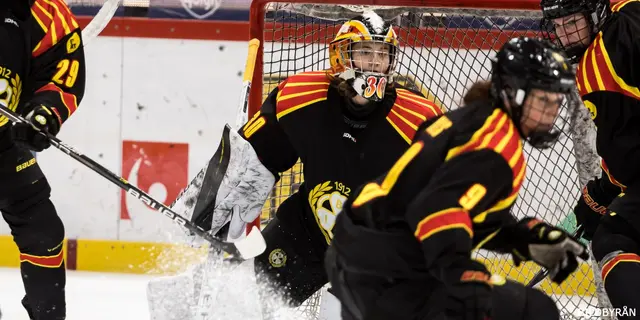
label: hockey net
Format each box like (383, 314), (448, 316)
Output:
(249, 0), (611, 318)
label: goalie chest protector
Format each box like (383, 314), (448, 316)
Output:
(274, 71), (442, 244)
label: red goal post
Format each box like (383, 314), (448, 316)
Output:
(247, 0), (548, 117)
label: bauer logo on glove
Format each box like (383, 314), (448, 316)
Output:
(11, 104), (62, 152)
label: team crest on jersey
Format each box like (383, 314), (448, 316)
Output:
(0, 71), (22, 127)
(180, 0), (221, 19)
(584, 100), (597, 121)
(309, 181), (352, 243)
(268, 248), (287, 268)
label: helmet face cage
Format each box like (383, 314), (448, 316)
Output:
(540, 0), (610, 63)
(330, 12), (399, 102)
(519, 85), (578, 149)
(492, 37), (578, 149)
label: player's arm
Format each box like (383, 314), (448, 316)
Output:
(402, 149), (513, 319)
(572, 173), (621, 240)
(239, 84), (299, 175)
(27, 2), (85, 130)
(11, 2), (85, 152)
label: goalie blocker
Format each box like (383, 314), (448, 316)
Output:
(171, 124), (276, 243)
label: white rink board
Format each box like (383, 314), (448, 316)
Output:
(0, 39), (581, 243)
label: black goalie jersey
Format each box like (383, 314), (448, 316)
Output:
(240, 71), (442, 252)
(575, 0), (640, 191)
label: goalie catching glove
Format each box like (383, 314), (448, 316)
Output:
(11, 104), (62, 152)
(510, 218), (589, 284)
(170, 125), (276, 243)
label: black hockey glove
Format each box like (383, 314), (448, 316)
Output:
(11, 104), (61, 152)
(443, 259), (493, 320)
(511, 218), (589, 284)
(573, 177), (620, 240)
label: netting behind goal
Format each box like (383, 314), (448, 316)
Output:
(248, 0), (607, 318)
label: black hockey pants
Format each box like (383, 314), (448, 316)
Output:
(591, 183), (640, 319)
(325, 245), (560, 320)
(0, 130), (66, 320)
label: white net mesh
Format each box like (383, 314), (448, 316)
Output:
(253, 2), (610, 319)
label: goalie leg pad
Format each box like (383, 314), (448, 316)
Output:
(170, 125), (276, 241)
(254, 212), (328, 307)
(318, 286), (342, 320)
(147, 273), (195, 320)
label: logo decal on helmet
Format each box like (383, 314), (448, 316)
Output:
(362, 75), (387, 100)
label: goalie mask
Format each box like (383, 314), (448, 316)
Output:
(491, 37), (577, 149)
(329, 11), (399, 102)
(540, 0), (610, 63)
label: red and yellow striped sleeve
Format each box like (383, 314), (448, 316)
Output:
(387, 88), (444, 143)
(31, 0), (80, 58)
(414, 207), (473, 241)
(275, 72), (330, 119)
(576, 32), (640, 100)
(445, 109), (526, 223)
(27, 0), (85, 125)
(404, 147), (516, 283)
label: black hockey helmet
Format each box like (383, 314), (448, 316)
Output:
(491, 37), (577, 149)
(540, 0), (611, 63)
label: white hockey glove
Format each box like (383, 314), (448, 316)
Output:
(511, 217), (589, 284)
(171, 124), (275, 243)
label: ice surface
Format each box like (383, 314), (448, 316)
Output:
(0, 263), (309, 320)
(0, 267), (155, 320)
(0, 266), (595, 319)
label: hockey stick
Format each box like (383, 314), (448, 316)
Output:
(0, 105), (265, 262)
(192, 38), (261, 320)
(80, 0), (121, 46)
(235, 38), (261, 129)
(525, 224), (585, 288)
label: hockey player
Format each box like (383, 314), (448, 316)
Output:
(541, 0), (640, 314)
(0, 1), (85, 319)
(164, 10), (443, 319)
(325, 37), (589, 320)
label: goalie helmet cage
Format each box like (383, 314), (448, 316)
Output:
(248, 0), (614, 318)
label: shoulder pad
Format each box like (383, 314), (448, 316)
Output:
(387, 88), (444, 143)
(446, 108), (526, 197)
(275, 71), (331, 119)
(576, 17), (640, 100)
(611, 0), (640, 14)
